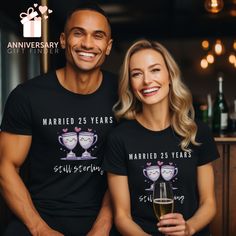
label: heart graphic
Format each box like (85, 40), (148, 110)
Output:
(147, 162), (152, 166)
(62, 128), (68, 132)
(88, 128), (92, 132)
(157, 161), (163, 166)
(34, 3), (38, 7)
(39, 5), (48, 14)
(48, 9), (53, 14)
(34, 16), (41, 21)
(169, 162), (173, 165)
(44, 15), (48, 19)
(75, 127), (81, 132)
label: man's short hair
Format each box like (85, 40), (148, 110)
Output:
(64, 1), (111, 33)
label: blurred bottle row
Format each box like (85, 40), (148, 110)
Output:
(198, 73), (236, 136)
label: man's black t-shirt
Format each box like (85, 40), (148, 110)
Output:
(1, 70), (118, 218)
(102, 119), (219, 236)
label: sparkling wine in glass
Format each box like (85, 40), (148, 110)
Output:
(153, 180), (174, 221)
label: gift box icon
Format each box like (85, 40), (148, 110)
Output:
(20, 7), (42, 38)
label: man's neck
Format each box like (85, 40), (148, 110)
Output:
(56, 67), (103, 95)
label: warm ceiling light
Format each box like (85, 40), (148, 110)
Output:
(202, 40), (209, 49)
(200, 39), (236, 69)
(233, 41), (236, 50)
(214, 39), (224, 55)
(229, 54), (236, 64)
(205, 0), (224, 13)
(206, 53), (215, 63)
(201, 58), (208, 69)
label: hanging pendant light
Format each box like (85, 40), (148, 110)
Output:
(205, 0), (224, 13)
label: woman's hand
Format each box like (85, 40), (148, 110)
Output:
(157, 213), (194, 236)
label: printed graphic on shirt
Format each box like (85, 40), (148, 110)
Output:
(58, 127), (98, 160)
(128, 151), (192, 161)
(40, 115), (114, 176)
(140, 160), (185, 205)
(127, 151), (193, 206)
(42, 116), (114, 126)
(143, 161), (178, 191)
(41, 115), (114, 161)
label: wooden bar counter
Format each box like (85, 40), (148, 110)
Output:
(210, 135), (236, 236)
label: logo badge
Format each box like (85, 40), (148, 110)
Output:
(20, 4), (53, 38)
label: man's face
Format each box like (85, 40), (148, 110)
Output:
(60, 10), (112, 72)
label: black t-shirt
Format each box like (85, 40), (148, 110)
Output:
(1, 70), (118, 218)
(102, 119), (219, 236)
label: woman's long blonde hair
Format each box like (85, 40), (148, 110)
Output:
(113, 39), (199, 151)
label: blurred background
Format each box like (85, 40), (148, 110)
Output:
(0, 0), (236, 121)
(0, 0), (236, 234)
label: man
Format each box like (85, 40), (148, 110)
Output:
(0, 2), (119, 235)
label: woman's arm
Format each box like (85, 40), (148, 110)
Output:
(108, 173), (151, 236)
(158, 163), (216, 236)
(186, 163), (216, 234)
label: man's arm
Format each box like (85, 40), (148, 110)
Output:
(87, 189), (113, 236)
(0, 132), (63, 236)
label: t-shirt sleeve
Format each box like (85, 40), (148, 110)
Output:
(102, 131), (128, 175)
(195, 121), (220, 166)
(0, 84), (32, 135)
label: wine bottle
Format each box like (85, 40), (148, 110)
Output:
(207, 93), (213, 130)
(229, 99), (236, 134)
(212, 74), (229, 134)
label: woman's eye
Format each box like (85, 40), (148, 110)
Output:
(131, 72), (141, 78)
(152, 68), (160, 73)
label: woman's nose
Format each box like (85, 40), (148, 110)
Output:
(143, 72), (152, 84)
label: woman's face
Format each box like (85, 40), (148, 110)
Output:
(129, 48), (170, 107)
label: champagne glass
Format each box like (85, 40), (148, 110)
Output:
(153, 180), (174, 221)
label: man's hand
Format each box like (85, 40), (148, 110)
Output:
(86, 190), (113, 236)
(39, 229), (64, 236)
(30, 223), (64, 236)
(86, 220), (111, 236)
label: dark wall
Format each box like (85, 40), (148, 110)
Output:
(102, 38), (236, 112)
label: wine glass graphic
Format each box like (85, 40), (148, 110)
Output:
(78, 131), (98, 159)
(153, 180), (174, 221)
(143, 165), (160, 190)
(58, 132), (78, 159)
(161, 165), (178, 181)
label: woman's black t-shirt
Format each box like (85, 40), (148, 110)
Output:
(102, 119), (219, 236)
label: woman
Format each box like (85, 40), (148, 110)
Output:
(102, 39), (218, 236)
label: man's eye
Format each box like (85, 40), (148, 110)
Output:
(94, 34), (104, 39)
(74, 31), (83, 36)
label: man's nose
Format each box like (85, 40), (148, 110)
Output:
(81, 35), (93, 49)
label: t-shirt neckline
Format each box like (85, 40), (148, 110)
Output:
(133, 119), (172, 135)
(53, 70), (105, 97)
